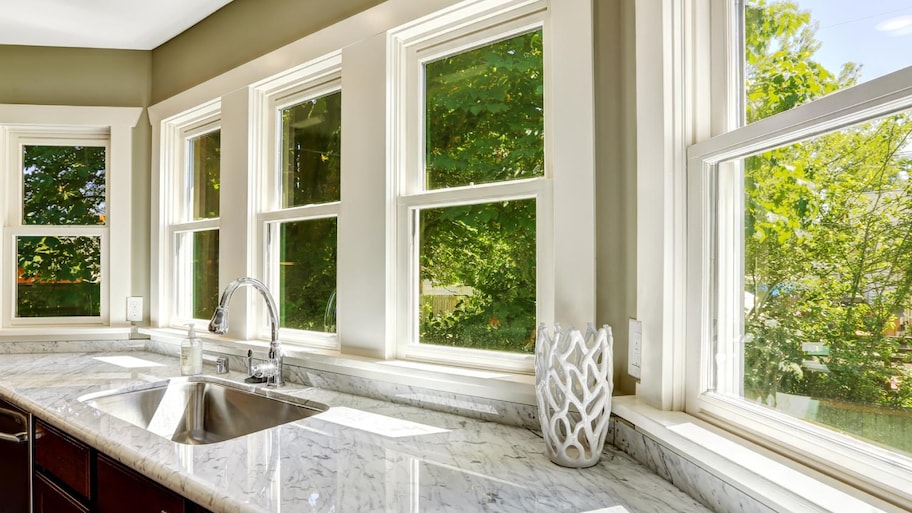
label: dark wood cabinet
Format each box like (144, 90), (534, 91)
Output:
(34, 472), (90, 513)
(26, 414), (210, 513)
(34, 420), (92, 501)
(0, 398), (30, 513)
(97, 455), (186, 513)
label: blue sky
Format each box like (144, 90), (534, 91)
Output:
(795, 0), (912, 83)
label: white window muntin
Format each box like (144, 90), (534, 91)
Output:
(687, 67), (912, 507)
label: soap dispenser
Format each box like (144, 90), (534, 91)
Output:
(181, 324), (203, 376)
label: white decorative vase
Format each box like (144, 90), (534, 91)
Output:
(534, 323), (614, 468)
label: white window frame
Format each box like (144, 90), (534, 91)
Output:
(389, 0), (595, 373)
(0, 105), (140, 329)
(253, 53), (343, 349)
(155, 100), (222, 329)
(676, 1), (912, 507)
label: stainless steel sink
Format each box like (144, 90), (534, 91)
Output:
(80, 377), (327, 445)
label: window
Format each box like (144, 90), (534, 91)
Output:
(399, 25), (545, 363)
(1, 105), (140, 328)
(257, 62), (342, 348)
(16, 142), (106, 320)
(684, 0), (912, 505)
(157, 100), (222, 327)
(387, 0), (594, 372)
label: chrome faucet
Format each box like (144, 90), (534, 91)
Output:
(208, 277), (284, 387)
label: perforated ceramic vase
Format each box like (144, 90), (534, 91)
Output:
(534, 322), (614, 468)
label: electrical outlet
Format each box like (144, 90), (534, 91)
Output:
(628, 318), (642, 380)
(126, 297), (143, 322)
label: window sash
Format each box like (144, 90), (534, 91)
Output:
(5, 226), (108, 325)
(687, 66), (912, 507)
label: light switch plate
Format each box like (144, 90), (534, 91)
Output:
(628, 318), (642, 380)
(126, 297), (143, 321)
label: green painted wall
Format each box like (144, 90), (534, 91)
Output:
(150, 0), (384, 103)
(0, 45), (151, 106)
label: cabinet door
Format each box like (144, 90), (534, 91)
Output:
(96, 455), (185, 513)
(34, 420), (92, 500)
(33, 472), (89, 513)
(0, 398), (29, 513)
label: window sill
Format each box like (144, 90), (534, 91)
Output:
(0, 326), (135, 342)
(611, 396), (902, 513)
(139, 327), (537, 406)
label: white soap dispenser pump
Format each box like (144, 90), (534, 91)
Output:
(181, 323), (203, 376)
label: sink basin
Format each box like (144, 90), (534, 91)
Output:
(80, 377), (327, 445)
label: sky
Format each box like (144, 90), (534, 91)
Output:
(795, 0), (912, 84)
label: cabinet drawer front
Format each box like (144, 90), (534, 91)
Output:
(97, 455), (185, 513)
(34, 420), (91, 500)
(34, 472), (90, 513)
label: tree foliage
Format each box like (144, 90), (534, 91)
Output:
(419, 30), (543, 353)
(743, 1), (912, 416)
(18, 145), (105, 317)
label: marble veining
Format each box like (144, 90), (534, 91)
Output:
(610, 419), (780, 513)
(0, 350), (710, 513)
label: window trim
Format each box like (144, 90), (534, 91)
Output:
(683, 6), (912, 506)
(0, 105), (140, 328)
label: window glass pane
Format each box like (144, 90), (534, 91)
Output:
(192, 230), (219, 320)
(16, 236), (100, 317)
(23, 145), (105, 225)
(745, 0), (912, 123)
(278, 218), (337, 332)
(190, 131), (220, 220)
(418, 199), (536, 353)
(280, 92), (341, 208)
(731, 108), (912, 456)
(424, 30), (544, 189)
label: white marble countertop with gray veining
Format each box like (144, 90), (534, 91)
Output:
(0, 350), (711, 513)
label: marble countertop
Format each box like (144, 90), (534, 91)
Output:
(0, 350), (710, 513)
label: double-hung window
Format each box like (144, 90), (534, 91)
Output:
(7, 132), (108, 323)
(256, 56), (342, 348)
(391, 4), (566, 372)
(685, 0), (912, 505)
(160, 102), (221, 326)
(1, 105), (140, 328)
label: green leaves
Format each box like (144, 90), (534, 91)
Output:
(743, 2), (912, 421)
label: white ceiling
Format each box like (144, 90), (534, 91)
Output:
(0, 0), (234, 50)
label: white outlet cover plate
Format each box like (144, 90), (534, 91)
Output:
(126, 297), (143, 321)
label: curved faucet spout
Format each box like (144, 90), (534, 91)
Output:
(208, 277), (284, 387)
